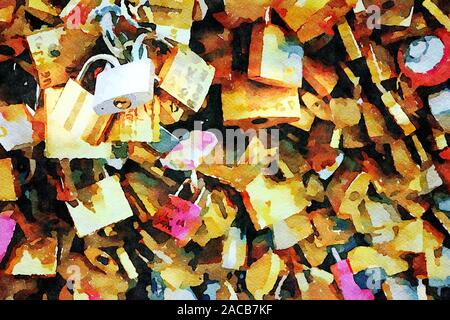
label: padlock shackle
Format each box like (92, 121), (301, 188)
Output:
(77, 54), (121, 82)
(131, 33), (148, 61)
(194, 186), (207, 206)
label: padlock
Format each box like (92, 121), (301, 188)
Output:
(5, 237), (58, 276)
(0, 211), (16, 263)
(93, 34), (156, 115)
(309, 208), (354, 248)
(242, 174), (311, 230)
(245, 251), (284, 300)
(272, 212), (313, 250)
(398, 29), (450, 88)
(301, 92), (332, 121)
(160, 130), (219, 171)
(361, 102), (388, 140)
(381, 14), (430, 45)
(45, 56), (118, 159)
(107, 104), (155, 142)
(295, 0), (358, 43)
(429, 88), (450, 132)
(196, 29), (233, 84)
(223, 0), (271, 23)
(27, 26), (98, 89)
(0, 104), (34, 151)
(330, 248), (375, 300)
(152, 179), (205, 245)
(192, 190), (238, 247)
(347, 246), (409, 276)
(221, 73), (300, 129)
(296, 267), (340, 300)
(302, 57), (339, 98)
(248, 22), (303, 88)
(338, 172), (371, 232)
(363, 0), (414, 27)
(65, 175), (134, 238)
(159, 45), (215, 112)
(144, 0), (195, 44)
(0, 158), (17, 201)
(143, 6), (188, 43)
(24, 0), (60, 24)
(272, 0), (333, 32)
(125, 171), (174, 222)
(329, 98), (361, 128)
(157, 93), (185, 125)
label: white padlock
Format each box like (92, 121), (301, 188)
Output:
(93, 34), (156, 115)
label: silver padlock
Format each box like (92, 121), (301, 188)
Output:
(93, 34), (156, 115)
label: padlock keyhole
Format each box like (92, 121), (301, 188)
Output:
(252, 118), (269, 125)
(113, 97), (132, 110)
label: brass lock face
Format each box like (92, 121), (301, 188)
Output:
(113, 96), (133, 110)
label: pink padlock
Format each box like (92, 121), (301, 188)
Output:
(330, 248), (375, 300)
(0, 211), (16, 263)
(152, 180), (205, 245)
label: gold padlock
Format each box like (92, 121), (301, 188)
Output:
(144, 0), (195, 44)
(272, 0), (333, 32)
(221, 73), (300, 129)
(248, 23), (303, 88)
(65, 175), (134, 238)
(242, 174), (311, 230)
(45, 55), (121, 159)
(107, 104), (155, 143)
(363, 0), (415, 27)
(24, 0), (60, 24)
(192, 190), (238, 247)
(27, 26), (98, 89)
(295, 0), (358, 43)
(5, 237), (58, 276)
(0, 158), (18, 201)
(159, 45), (215, 112)
(303, 57), (339, 98)
(0, 104), (34, 151)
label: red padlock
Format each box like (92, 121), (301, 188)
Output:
(398, 28), (450, 88)
(152, 179), (205, 245)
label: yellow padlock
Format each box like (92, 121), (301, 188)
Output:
(5, 237), (58, 276)
(0, 158), (17, 201)
(144, 0), (195, 44)
(222, 73), (300, 129)
(242, 174), (311, 230)
(107, 104), (155, 143)
(159, 45), (215, 112)
(45, 55), (127, 159)
(0, 104), (34, 151)
(248, 23), (303, 88)
(66, 175), (134, 238)
(27, 26), (97, 89)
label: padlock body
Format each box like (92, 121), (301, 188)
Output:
(93, 59), (155, 115)
(152, 195), (202, 241)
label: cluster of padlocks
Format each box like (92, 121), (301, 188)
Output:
(0, 0), (449, 300)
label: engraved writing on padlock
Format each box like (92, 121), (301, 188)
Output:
(93, 58), (156, 115)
